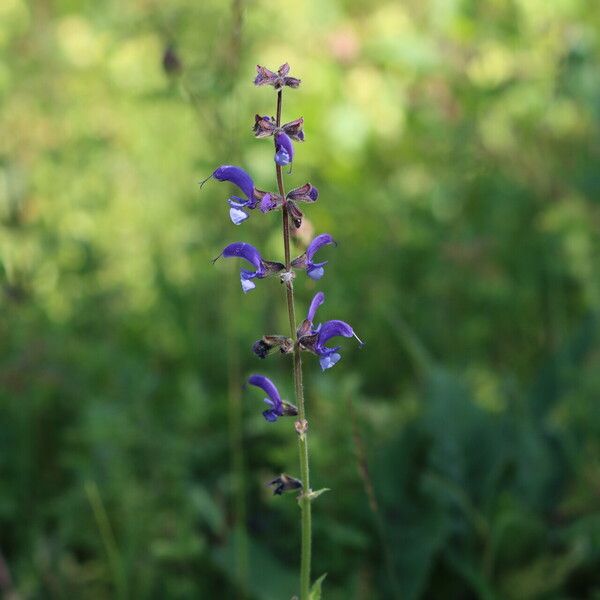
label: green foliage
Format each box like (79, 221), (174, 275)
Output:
(1, 0), (600, 598)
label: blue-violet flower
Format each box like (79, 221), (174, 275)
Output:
(200, 165), (260, 225)
(297, 292), (363, 371)
(248, 374), (298, 422)
(215, 242), (284, 293)
(291, 234), (337, 280)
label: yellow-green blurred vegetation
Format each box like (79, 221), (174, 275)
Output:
(1, 0), (600, 598)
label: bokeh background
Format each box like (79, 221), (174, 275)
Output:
(1, 0), (600, 598)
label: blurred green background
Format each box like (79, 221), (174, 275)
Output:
(1, 0), (600, 598)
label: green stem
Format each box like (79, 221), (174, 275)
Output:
(274, 89), (312, 600)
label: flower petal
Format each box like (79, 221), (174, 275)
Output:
(316, 319), (355, 349)
(307, 291), (325, 323)
(306, 234), (336, 262)
(229, 207), (248, 225)
(222, 242), (263, 271)
(319, 352), (341, 371)
(307, 264), (326, 280)
(240, 277), (256, 293)
(213, 165), (254, 200)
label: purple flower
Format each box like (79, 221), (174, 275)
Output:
(200, 165), (258, 225)
(275, 132), (294, 166)
(297, 292), (363, 371)
(314, 320), (361, 370)
(248, 374), (298, 422)
(215, 242), (284, 293)
(254, 63), (301, 89)
(291, 234), (337, 280)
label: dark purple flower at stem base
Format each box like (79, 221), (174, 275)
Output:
(214, 242), (284, 293)
(248, 374), (298, 422)
(199, 165), (259, 225)
(275, 132), (294, 166)
(291, 234), (337, 280)
(254, 63), (301, 89)
(297, 292), (363, 371)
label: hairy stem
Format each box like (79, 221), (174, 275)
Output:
(275, 89), (312, 600)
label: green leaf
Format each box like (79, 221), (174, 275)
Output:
(309, 573), (327, 600)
